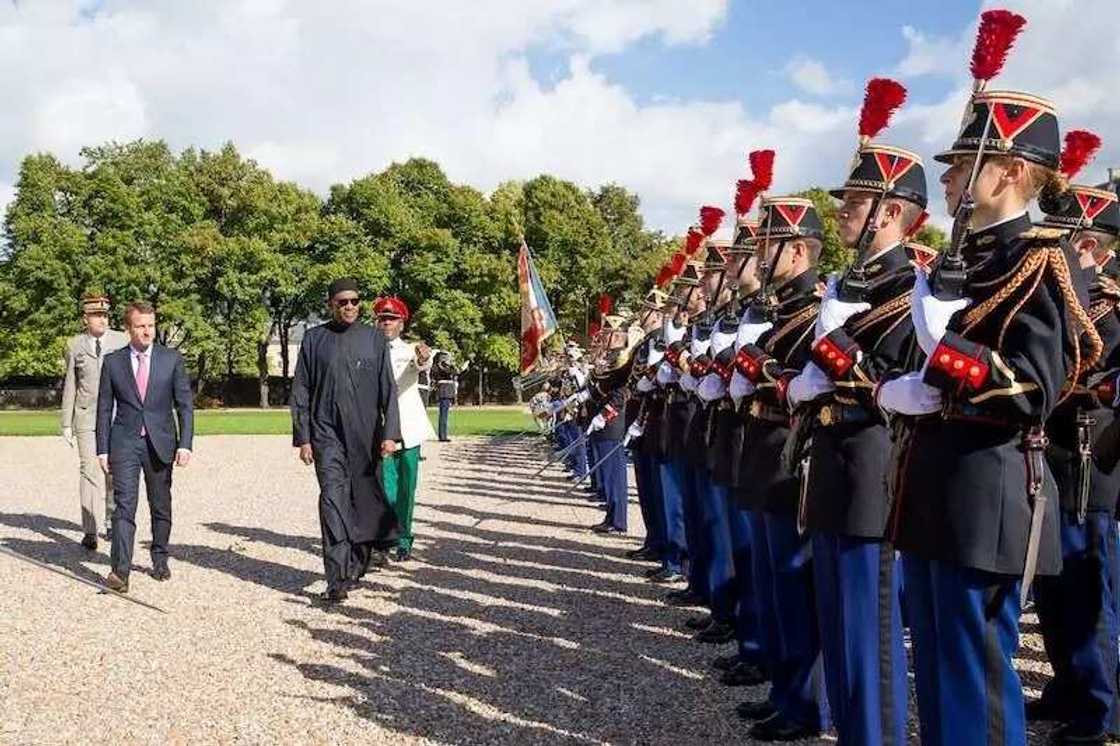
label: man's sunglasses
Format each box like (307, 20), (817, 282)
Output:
(334, 298), (361, 307)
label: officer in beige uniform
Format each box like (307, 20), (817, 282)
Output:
(374, 296), (436, 561)
(60, 294), (129, 549)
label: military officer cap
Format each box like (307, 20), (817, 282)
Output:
(755, 196), (826, 241)
(702, 240), (731, 272)
(80, 293), (111, 314)
(730, 218), (759, 256)
(675, 260), (704, 287)
(641, 289), (669, 312)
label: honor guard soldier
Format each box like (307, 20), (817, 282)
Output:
(784, 78), (929, 745)
(626, 290), (671, 564)
(877, 10), (1102, 744)
(732, 193), (829, 740)
(60, 293), (129, 549)
(585, 318), (634, 534)
(1031, 130), (1120, 745)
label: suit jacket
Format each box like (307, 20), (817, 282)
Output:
(60, 329), (129, 432)
(95, 344), (194, 465)
(388, 338), (436, 449)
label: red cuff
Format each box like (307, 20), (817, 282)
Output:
(1095, 375), (1117, 407)
(812, 330), (859, 380)
(603, 404), (618, 422)
(925, 334), (990, 394)
(734, 345), (770, 383)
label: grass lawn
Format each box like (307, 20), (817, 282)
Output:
(0, 406), (535, 437)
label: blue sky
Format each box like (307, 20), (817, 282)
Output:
(0, 0), (1117, 235)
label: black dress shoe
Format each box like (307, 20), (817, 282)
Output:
(685, 614), (713, 631)
(151, 564), (171, 581)
(1024, 698), (1065, 722)
(81, 534), (97, 550)
(625, 546), (658, 561)
(694, 620), (736, 644)
(104, 571), (129, 593)
(366, 550), (390, 571)
(591, 523), (625, 534)
(394, 547), (412, 562)
(664, 589), (704, 607)
(749, 714), (820, 742)
(647, 568), (685, 584)
(736, 699), (777, 721)
(722, 661), (767, 687)
(712, 653), (741, 672)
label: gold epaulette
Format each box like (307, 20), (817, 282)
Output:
(1019, 227), (1067, 242)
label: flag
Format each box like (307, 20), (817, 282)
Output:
(517, 241), (558, 374)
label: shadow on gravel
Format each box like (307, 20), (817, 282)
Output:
(254, 436), (778, 745)
(0, 512), (109, 585)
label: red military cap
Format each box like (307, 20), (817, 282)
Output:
(372, 295), (410, 322)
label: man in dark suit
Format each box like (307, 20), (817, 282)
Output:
(96, 300), (194, 592)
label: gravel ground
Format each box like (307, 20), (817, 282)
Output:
(0, 434), (1069, 744)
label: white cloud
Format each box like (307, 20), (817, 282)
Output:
(785, 56), (854, 97)
(0, 0), (1117, 245)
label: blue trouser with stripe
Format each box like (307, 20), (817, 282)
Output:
(655, 458), (687, 574)
(763, 511), (829, 729)
(1035, 511), (1120, 738)
(748, 510), (781, 706)
(679, 461), (708, 602)
(904, 555), (1025, 746)
(565, 423), (588, 480)
(728, 499), (765, 667)
(594, 438), (628, 531)
(813, 533), (907, 745)
(695, 472), (736, 623)
(633, 450), (665, 554)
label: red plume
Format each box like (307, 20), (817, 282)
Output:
(858, 78), (907, 141)
(699, 206), (725, 237)
(970, 9), (1027, 83)
(669, 251), (687, 274)
(735, 179), (759, 216)
(685, 228), (705, 255)
(597, 293), (613, 316)
(1059, 130), (1102, 180)
(655, 265), (674, 288)
(749, 150), (775, 192)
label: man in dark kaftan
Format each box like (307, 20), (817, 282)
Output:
(291, 278), (403, 602)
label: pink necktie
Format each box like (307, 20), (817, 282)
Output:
(136, 351), (149, 402)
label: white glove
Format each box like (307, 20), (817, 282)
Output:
(710, 329), (737, 355)
(876, 371), (943, 415)
(61, 427), (75, 448)
(636, 377), (655, 393)
(550, 400), (567, 414)
(587, 414), (606, 434)
(729, 371), (756, 403)
(911, 271), (971, 356)
(627, 421), (643, 439)
(736, 319), (773, 349)
(814, 275), (870, 341)
(575, 389), (591, 404)
(786, 363), (836, 408)
(656, 361), (679, 386)
(696, 373), (727, 402)
(679, 372), (699, 393)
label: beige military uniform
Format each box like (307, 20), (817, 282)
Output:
(61, 328), (129, 535)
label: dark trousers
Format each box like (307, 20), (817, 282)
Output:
(634, 451), (665, 554)
(1035, 512), (1120, 737)
(109, 435), (173, 577)
(748, 510), (781, 708)
(437, 398), (452, 441)
(903, 555), (1025, 746)
(679, 461), (708, 601)
(728, 500), (764, 667)
(697, 473), (736, 623)
(655, 458), (687, 573)
(813, 534), (907, 745)
(595, 438), (628, 530)
(562, 423), (589, 479)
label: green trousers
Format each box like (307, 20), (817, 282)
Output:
(382, 445), (421, 550)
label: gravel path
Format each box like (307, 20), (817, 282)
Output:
(0, 434), (1064, 744)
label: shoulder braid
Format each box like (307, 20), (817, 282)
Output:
(961, 241), (1102, 402)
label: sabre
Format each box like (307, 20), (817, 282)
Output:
(532, 432), (588, 477)
(0, 544), (168, 614)
(563, 438), (629, 497)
